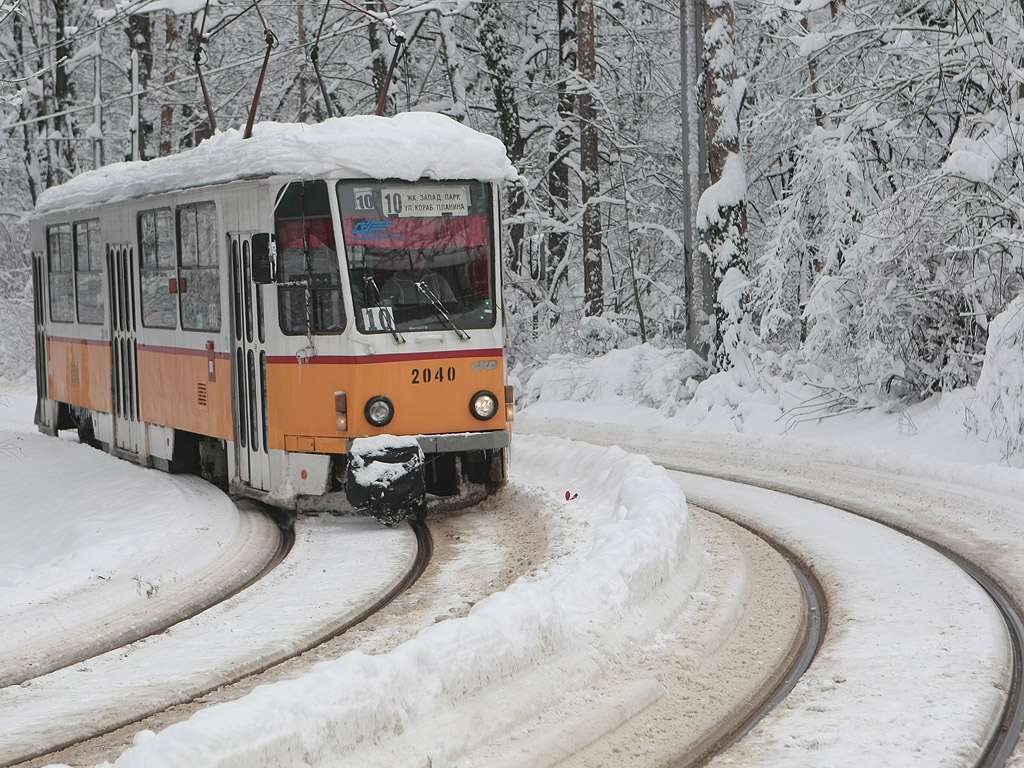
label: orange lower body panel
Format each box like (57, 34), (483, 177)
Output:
(47, 337), (112, 414)
(266, 352), (507, 452)
(136, 346), (233, 440)
(46, 337), (505, 454)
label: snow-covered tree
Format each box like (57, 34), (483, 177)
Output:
(699, 0), (751, 371)
(745, 0), (1024, 403)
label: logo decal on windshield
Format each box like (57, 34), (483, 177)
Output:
(352, 220), (406, 240)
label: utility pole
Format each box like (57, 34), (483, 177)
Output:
(130, 49), (140, 161)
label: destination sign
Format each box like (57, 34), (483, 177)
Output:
(379, 185), (470, 218)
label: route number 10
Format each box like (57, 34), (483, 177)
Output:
(382, 192), (403, 216)
(362, 306), (395, 332)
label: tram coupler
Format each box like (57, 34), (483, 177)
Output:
(346, 435), (426, 525)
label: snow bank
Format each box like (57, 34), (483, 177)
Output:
(973, 294), (1024, 461)
(103, 434), (696, 768)
(518, 344), (705, 416)
(35, 113), (519, 215)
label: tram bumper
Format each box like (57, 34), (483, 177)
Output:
(346, 435), (426, 525)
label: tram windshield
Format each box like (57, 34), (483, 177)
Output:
(337, 179), (497, 335)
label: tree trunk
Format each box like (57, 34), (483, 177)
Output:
(367, 5), (389, 113)
(477, 0), (526, 274)
(52, 0), (77, 183)
(159, 12), (179, 157)
(298, 1), (308, 122)
(546, 0), (576, 302)
(577, 0), (602, 317)
(436, 11), (468, 118)
(680, 0), (713, 355)
(13, 12), (41, 203)
(127, 13), (155, 160)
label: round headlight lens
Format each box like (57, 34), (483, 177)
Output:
(365, 396), (395, 427)
(471, 390), (498, 420)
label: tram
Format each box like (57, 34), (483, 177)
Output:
(29, 113), (517, 522)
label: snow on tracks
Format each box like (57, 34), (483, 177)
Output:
(0, 516), (416, 766)
(528, 416), (1019, 767)
(680, 471), (1009, 768)
(96, 435), (704, 768)
(0, 433), (263, 687)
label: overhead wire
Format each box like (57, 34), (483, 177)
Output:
(310, 0), (335, 117)
(0, 0), (176, 75)
(0, 0), (431, 135)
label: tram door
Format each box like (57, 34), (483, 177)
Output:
(108, 245), (144, 456)
(229, 234), (270, 490)
(30, 251), (50, 429)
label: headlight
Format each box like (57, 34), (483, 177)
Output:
(470, 390), (498, 420)
(365, 396), (395, 427)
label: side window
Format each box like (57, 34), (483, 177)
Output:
(177, 202), (221, 331)
(74, 219), (104, 324)
(46, 223), (74, 322)
(274, 180), (345, 336)
(138, 208), (177, 328)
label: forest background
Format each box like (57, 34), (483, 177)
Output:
(3, 0), (1024, 455)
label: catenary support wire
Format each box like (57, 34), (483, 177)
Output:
(310, 0), (336, 118)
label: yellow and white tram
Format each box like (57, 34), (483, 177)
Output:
(29, 114), (516, 522)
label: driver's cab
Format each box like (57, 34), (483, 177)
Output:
(270, 177), (498, 341)
(273, 180), (346, 336)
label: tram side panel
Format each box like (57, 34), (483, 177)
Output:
(46, 337), (113, 418)
(134, 346), (232, 442)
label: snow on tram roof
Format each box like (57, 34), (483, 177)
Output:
(34, 112), (519, 216)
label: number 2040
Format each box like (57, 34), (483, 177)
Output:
(412, 366), (456, 385)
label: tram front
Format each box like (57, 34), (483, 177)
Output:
(261, 175), (511, 523)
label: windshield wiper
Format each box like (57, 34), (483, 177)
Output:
(415, 281), (470, 340)
(364, 276), (405, 344)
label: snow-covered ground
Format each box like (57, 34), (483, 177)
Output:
(3, 352), (1024, 766)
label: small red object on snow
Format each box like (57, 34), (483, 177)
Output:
(565, 491), (578, 500)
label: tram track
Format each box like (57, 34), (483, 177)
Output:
(512, 414), (1024, 765)
(668, 511), (827, 768)
(0, 500), (288, 691)
(661, 462), (1024, 768)
(11, 427), (1024, 767)
(5, 518), (432, 768)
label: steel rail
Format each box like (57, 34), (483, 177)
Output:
(0, 502), (291, 690)
(12, 519), (432, 767)
(662, 462), (1024, 768)
(670, 509), (826, 768)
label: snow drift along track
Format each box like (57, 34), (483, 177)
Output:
(525, 416), (1024, 767)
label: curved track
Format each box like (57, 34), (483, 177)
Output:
(4, 518), (432, 767)
(697, 471), (1024, 768)
(0, 501), (291, 690)
(674, 470), (1024, 768)
(520, 416), (1024, 767)
(670, 516), (826, 768)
